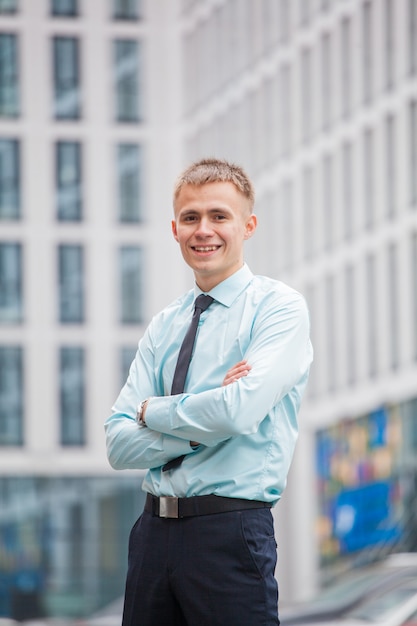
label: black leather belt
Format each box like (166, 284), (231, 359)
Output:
(145, 493), (272, 519)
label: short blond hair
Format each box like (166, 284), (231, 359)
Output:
(174, 158), (255, 211)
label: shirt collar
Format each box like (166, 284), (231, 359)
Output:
(194, 264), (253, 308)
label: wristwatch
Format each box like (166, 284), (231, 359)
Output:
(136, 399), (148, 426)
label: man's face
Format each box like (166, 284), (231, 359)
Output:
(172, 182), (257, 292)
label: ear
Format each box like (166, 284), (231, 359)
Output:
(244, 214), (257, 240)
(171, 219), (179, 242)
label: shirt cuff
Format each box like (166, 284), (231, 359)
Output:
(145, 395), (180, 435)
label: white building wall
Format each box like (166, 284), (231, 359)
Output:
(0, 0), (185, 476)
(179, 0), (417, 603)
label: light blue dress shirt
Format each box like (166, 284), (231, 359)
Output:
(105, 264), (313, 505)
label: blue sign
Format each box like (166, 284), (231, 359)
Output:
(333, 481), (401, 553)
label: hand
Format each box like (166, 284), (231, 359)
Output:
(222, 360), (251, 386)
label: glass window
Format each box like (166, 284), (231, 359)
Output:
(321, 32), (332, 131)
(385, 114), (397, 219)
(325, 274), (336, 392)
(301, 47), (312, 143)
(322, 153), (333, 250)
(281, 181), (294, 270)
(0, 476), (143, 618)
(299, 0), (311, 27)
(363, 128), (374, 230)
(410, 100), (417, 206)
(58, 244), (84, 323)
(117, 144), (142, 222)
(0, 346), (23, 445)
(51, 0), (78, 16)
(366, 254), (377, 377)
(409, 0), (417, 76)
(53, 37), (81, 120)
(56, 141), (82, 221)
(302, 166), (314, 260)
(279, 0), (290, 43)
(119, 246), (143, 324)
(263, 76), (277, 165)
(0, 34), (19, 117)
(113, 0), (139, 20)
(60, 346), (85, 445)
(0, 242), (22, 323)
(342, 142), (353, 240)
(280, 64), (292, 156)
(384, 0), (395, 90)
(341, 17), (352, 118)
(388, 243), (399, 369)
(362, 1), (373, 105)
(0, 138), (20, 219)
(0, 0), (17, 14)
(120, 345), (137, 387)
(183, 31), (196, 114)
(262, 0), (279, 51)
(413, 233), (417, 360)
(345, 264), (356, 385)
(114, 40), (140, 122)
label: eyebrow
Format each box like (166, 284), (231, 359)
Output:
(179, 207), (233, 217)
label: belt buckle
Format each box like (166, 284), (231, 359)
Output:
(159, 496), (179, 518)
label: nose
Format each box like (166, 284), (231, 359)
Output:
(195, 217), (213, 237)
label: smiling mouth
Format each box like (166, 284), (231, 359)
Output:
(191, 246), (220, 252)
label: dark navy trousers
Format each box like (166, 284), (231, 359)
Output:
(122, 506), (280, 626)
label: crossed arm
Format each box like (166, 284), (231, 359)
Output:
(106, 360), (252, 470)
(141, 360), (251, 427)
(106, 293), (312, 470)
(137, 360), (250, 452)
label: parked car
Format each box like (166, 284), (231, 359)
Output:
(316, 578), (417, 625)
(280, 553), (417, 625)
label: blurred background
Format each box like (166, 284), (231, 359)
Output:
(0, 0), (416, 623)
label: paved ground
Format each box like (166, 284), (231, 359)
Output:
(0, 616), (121, 626)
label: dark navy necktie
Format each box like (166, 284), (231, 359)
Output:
(162, 294), (214, 472)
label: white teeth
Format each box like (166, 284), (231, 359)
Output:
(194, 246), (217, 252)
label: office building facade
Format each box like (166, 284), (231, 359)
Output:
(179, 0), (417, 600)
(0, 0), (185, 618)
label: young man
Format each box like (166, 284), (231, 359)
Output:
(105, 158), (313, 626)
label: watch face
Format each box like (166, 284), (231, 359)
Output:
(136, 405), (142, 423)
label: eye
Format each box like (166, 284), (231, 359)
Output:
(213, 214), (226, 220)
(182, 214), (198, 222)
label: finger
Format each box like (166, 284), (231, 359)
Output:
(222, 368), (250, 386)
(226, 366), (250, 378)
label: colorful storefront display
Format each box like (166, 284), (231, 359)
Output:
(316, 399), (417, 574)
